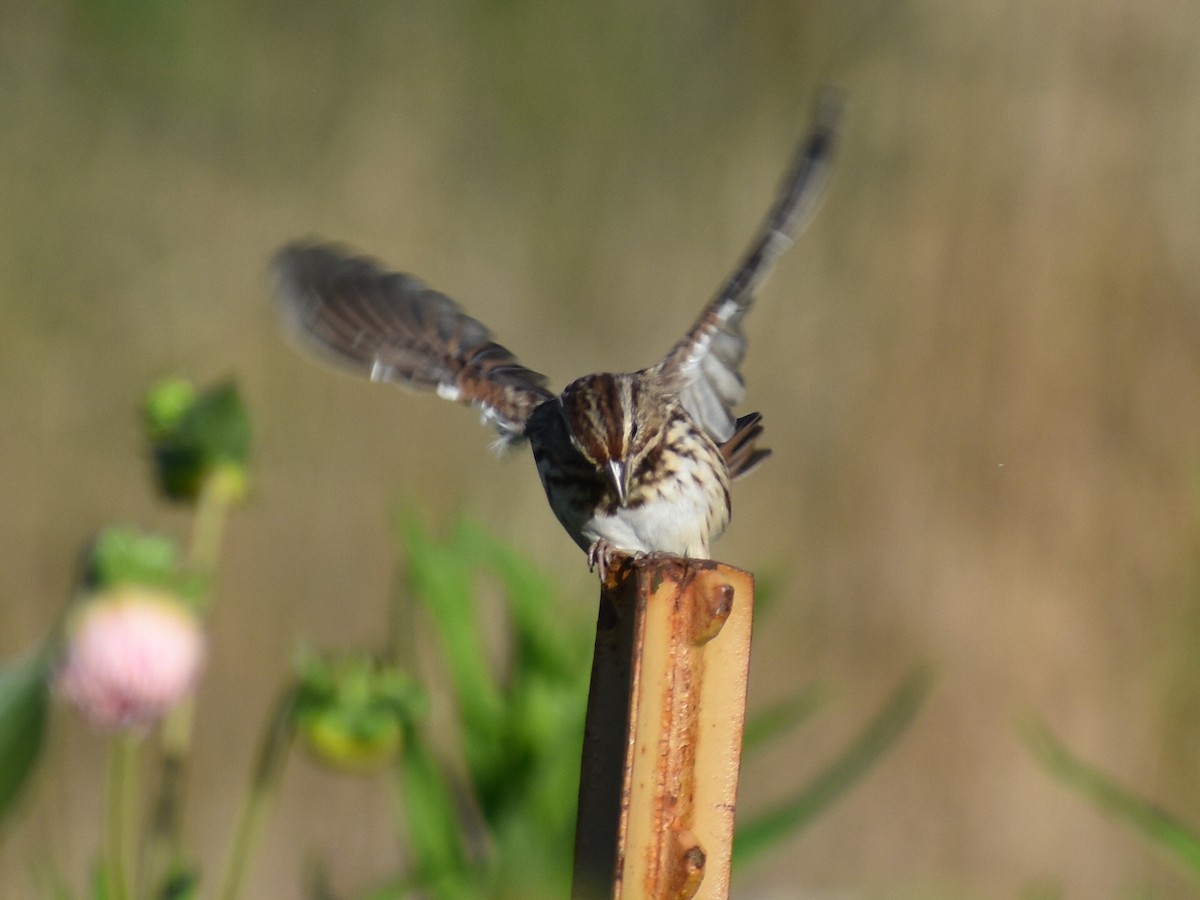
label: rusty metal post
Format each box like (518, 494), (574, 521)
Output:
(572, 556), (754, 900)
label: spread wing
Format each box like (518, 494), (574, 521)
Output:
(649, 90), (842, 442)
(274, 242), (554, 442)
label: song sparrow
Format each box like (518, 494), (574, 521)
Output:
(274, 94), (839, 578)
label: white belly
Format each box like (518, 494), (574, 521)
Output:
(580, 476), (723, 559)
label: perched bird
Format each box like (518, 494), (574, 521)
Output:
(274, 93), (839, 578)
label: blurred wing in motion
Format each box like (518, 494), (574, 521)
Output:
(274, 242), (555, 441)
(650, 90), (842, 442)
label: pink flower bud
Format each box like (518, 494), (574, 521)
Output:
(56, 588), (207, 731)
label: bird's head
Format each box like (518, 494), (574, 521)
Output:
(560, 373), (648, 504)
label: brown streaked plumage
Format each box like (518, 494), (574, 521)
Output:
(274, 91), (840, 576)
(275, 245), (554, 441)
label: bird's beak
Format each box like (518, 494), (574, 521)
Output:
(605, 459), (629, 505)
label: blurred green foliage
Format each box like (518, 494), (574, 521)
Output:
(294, 653), (424, 775)
(389, 514), (933, 896)
(735, 664), (933, 868)
(1023, 719), (1200, 882)
(386, 514), (592, 898)
(144, 380), (250, 505)
(0, 652), (51, 822)
(83, 528), (202, 604)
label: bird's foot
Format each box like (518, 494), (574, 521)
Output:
(587, 540), (629, 582)
(588, 544), (689, 582)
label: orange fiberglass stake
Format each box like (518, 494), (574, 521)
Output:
(572, 556), (754, 900)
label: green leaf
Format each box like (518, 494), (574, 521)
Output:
(396, 513), (504, 742)
(144, 379), (198, 438)
(395, 730), (471, 892)
(179, 382), (251, 465)
(91, 864), (108, 900)
(85, 528), (182, 592)
(391, 513), (589, 895)
(81, 527), (208, 609)
(454, 520), (584, 682)
(734, 664), (934, 867)
(1022, 717), (1200, 876)
(742, 683), (830, 755)
(0, 649), (52, 822)
(147, 380), (251, 502)
(157, 868), (200, 900)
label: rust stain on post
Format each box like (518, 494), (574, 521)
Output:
(572, 556), (754, 900)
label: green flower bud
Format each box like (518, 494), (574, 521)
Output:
(144, 378), (198, 439)
(84, 527), (201, 602)
(294, 653), (424, 774)
(145, 379), (251, 504)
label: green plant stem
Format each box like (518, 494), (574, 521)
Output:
(144, 470), (234, 891)
(142, 699), (194, 893)
(105, 733), (139, 900)
(214, 687), (298, 900)
(189, 469), (235, 591)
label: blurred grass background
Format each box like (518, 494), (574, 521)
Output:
(2, 0), (1199, 896)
